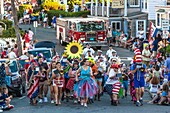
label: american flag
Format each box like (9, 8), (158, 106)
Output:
(27, 73), (39, 99)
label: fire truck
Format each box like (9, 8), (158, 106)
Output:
(56, 18), (107, 48)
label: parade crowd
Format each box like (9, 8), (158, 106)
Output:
(0, 22), (170, 112)
(0, 34), (170, 112)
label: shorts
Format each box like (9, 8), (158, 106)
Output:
(113, 37), (116, 43)
(96, 78), (103, 82)
(162, 91), (168, 97)
(107, 37), (112, 41)
(134, 78), (145, 88)
(152, 51), (157, 57)
(123, 81), (128, 90)
(105, 84), (113, 95)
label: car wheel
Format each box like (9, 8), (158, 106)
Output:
(16, 85), (23, 97)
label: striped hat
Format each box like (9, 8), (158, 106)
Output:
(134, 48), (142, 63)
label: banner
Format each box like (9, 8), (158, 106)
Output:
(112, 0), (124, 8)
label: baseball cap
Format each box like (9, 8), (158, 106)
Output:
(98, 50), (102, 53)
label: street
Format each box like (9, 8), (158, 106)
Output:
(5, 25), (168, 113)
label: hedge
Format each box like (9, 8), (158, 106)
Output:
(0, 20), (13, 29)
(0, 27), (24, 38)
(47, 10), (90, 25)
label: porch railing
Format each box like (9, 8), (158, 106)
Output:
(91, 6), (123, 17)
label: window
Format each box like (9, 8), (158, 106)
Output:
(129, 0), (139, 7)
(111, 21), (121, 31)
(138, 21), (144, 31)
(169, 13), (170, 25)
(157, 13), (160, 26)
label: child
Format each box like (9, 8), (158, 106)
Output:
(158, 82), (169, 105)
(0, 87), (5, 112)
(3, 88), (14, 109)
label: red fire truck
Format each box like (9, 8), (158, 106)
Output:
(56, 18), (107, 48)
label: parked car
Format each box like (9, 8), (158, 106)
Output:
(0, 59), (25, 97)
(34, 41), (56, 49)
(28, 48), (55, 64)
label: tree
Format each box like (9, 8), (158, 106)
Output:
(11, 0), (22, 56)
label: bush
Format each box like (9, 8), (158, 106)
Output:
(47, 10), (90, 25)
(160, 45), (170, 56)
(0, 20), (13, 29)
(0, 27), (24, 38)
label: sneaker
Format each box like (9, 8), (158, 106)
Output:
(136, 101), (141, 107)
(8, 105), (14, 109)
(44, 97), (48, 103)
(0, 109), (3, 112)
(139, 99), (143, 106)
(84, 103), (87, 107)
(51, 100), (55, 104)
(81, 102), (84, 106)
(39, 99), (43, 103)
(74, 100), (78, 104)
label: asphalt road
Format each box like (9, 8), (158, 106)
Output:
(10, 24), (169, 113)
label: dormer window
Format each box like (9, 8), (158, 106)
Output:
(129, 0), (140, 7)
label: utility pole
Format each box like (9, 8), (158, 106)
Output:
(11, 0), (22, 56)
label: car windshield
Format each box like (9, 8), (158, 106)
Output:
(77, 21), (104, 32)
(9, 61), (18, 73)
(19, 60), (26, 69)
(28, 50), (51, 59)
(0, 60), (18, 73)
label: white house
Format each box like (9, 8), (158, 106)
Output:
(141, 0), (167, 20)
(0, 0), (4, 19)
(88, 0), (148, 38)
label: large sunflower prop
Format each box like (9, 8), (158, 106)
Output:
(65, 42), (83, 59)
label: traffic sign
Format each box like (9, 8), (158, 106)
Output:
(162, 20), (169, 31)
(33, 21), (38, 28)
(163, 30), (169, 39)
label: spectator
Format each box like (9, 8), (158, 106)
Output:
(43, 16), (48, 28)
(51, 16), (57, 28)
(152, 36), (159, 58)
(8, 48), (17, 59)
(28, 28), (34, 41)
(13, 44), (18, 57)
(106, 27), (112, 46)
(142, 45), (151, 67)
(1, 48), (8, 58)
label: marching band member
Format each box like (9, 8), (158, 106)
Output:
(94, 50), (107, 62)
(83, 44), (95, 59)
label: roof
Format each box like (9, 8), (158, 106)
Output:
(34, 41), (56, 48)
(127, 12), (147, 18)
(57, 18), (104, 23)
(156, 9), (165, 13)
(28, 48), (51, 51)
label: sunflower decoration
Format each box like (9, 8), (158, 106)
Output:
(65, 42), (83, 59)
(88, 57), (95, 64)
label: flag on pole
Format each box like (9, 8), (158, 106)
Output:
(149, 21), (159, 41)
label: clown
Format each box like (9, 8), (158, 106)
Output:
(105, 59), (121, 106)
